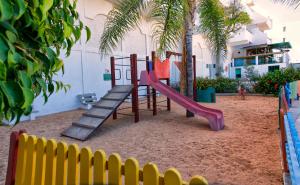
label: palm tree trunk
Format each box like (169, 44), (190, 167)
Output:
(185, 0), (196, 117)
(180, 31), (187, 95)
(215, 49), (222, 78)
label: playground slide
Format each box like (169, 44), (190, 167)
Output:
(148, 71), (224, 131)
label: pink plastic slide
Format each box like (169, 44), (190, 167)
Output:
(140, 71), (224, 131)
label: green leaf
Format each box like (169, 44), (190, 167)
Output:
(33, 0), (39, 8)
(1, 22), (18, 35)
(0, 91), (4, 111)
(18, 71), (32, 88)
(0, 81), (23, 107)
(21, 87), (34, 109)
(48, 82), (54, 95)
(63, 21), (72, 38)
(0, 60), (7, 80)
(15, 0), (27, 19)
(53, 59), (64, 72)
(86, 26), (91, 43)
(40, 0), (53, 20)
(0, 0), (13, 21)
(0, 36), (8, 61)
(6, 31), (17, 43)
(36, 78), (47, 92)
(7, 50), (22, 67)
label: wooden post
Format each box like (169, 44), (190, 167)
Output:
(166, 78), (171, 111)
(131, 54), (139, 122)
(279, 109), (289, 173)
(5, 130), (26, 185)
(166, 51), (171, 111)
(152, 51), (157, 116)
(146, 56), (151, 109)
(111, 57), (117, 119)
(193, 55), (197, 101)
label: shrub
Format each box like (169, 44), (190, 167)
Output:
(254, 67), (300, 95)
(196, 77), (238, 93)
(0, 1), (90, 123)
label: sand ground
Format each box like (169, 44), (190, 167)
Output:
(0, 96), (281, 185)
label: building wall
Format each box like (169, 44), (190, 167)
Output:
(229, 62), (287, 79)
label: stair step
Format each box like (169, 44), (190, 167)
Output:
(84, 108), (112, 119)
(95, 100), (120, 109)
(103, 92), (129, 101)
(110, 85), (133, 93)
(72, 116), (104, 129)
(61, 125), (94, 141)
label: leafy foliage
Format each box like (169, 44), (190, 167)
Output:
(0, 0), (89, 123)
(198, 0), (250, 77)
(99, 0), (186, 54)
(196, 77), (238, 93)
(224, 1), (251, 36)
(254, 68), (300, 95)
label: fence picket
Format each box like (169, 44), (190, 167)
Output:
(108, 153), (122, 185)
(15, 134), (28, 185)
(24, 136), (37, 185)
(189, 176), (209, 185)
(45, 139), (57, 185)
(80, 147), (93, 184)
(34, 138), (47, 185)
(56, 142), (68, 185)
(164, 168), (182, 185)
(143, 163), (160, 185)
(94, 150), (107, 184)
(67, 144), (80, 185)
(125, 158), (139, 185)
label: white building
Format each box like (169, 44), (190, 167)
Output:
(226, 0), (291, 79)
(20, 0), (288, 120)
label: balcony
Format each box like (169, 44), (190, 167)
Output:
(250, 12), (272, 31)
(229, 29), (254, 47)
(234, 57), (256, 67)
(258, 54), (283, 65)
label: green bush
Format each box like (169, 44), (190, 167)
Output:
(196, 77), (238, 93)
(0, 0), (90, 123)
(254, 67), (300, 95)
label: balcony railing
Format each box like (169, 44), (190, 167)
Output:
(258, 55), (283, 65)
(234, 57), (256, 67)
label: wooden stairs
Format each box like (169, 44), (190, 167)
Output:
(61, 85), (133, 141)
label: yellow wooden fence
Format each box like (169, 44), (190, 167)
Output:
(14, 133), (208, 185)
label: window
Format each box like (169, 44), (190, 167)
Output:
(283, 26), (286, 32)
(283, 38), (286, 42)
(213, 64), (216, 68)
(235, 68), (242, 79)
(268, 65), (280, 72)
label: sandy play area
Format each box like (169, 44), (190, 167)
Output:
(0, 96), (281, 185)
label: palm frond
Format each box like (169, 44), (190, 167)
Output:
(273, 0), (300, 8)
(150, 0), (186, 53)
(99, 0), (148, 54)
(198, 0), (227, 58)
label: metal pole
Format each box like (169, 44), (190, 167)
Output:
(152, 51), (157, 116)
(146, 56), (151, 109)
(111, 57), (117, 119)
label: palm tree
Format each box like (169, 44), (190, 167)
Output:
(199, 0), (227, 78)
(199, 0), (251, 78)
